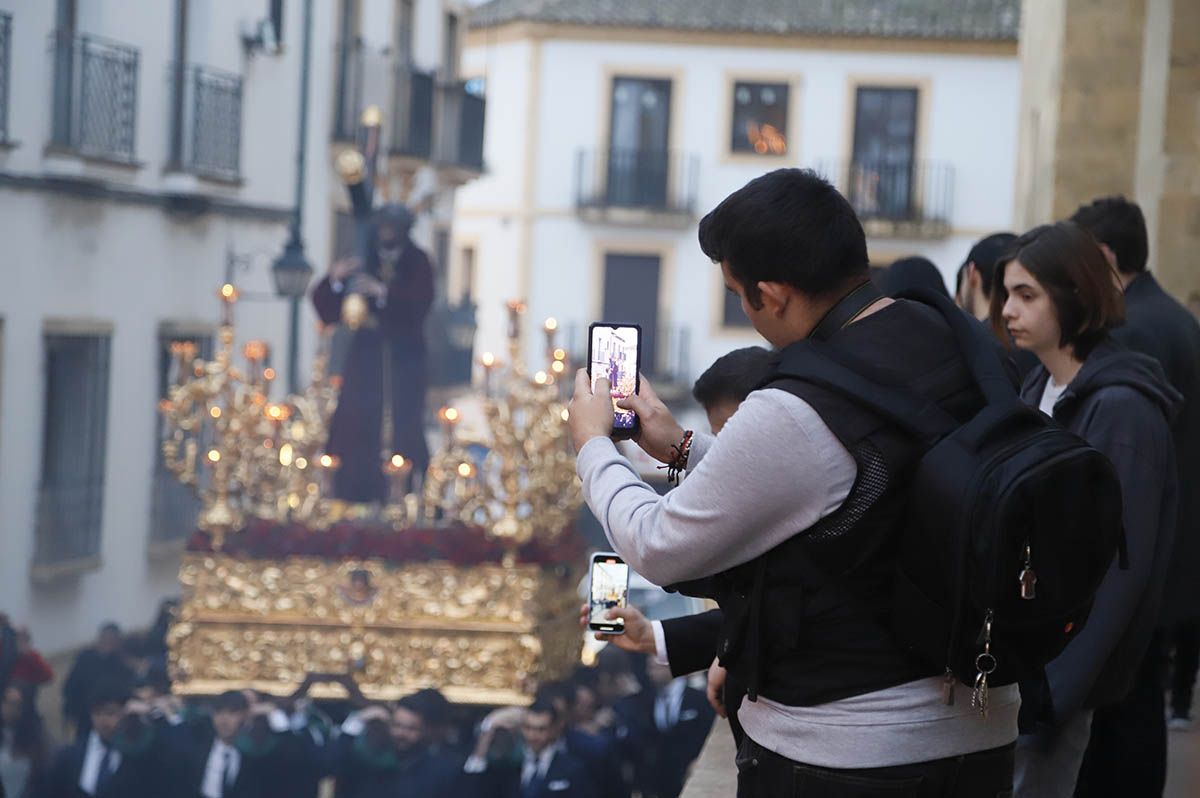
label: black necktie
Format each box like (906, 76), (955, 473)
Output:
(222, 747), (235, 791)
(96, 747), (117, 791)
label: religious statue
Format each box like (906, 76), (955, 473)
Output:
(311, 204), (434, 502)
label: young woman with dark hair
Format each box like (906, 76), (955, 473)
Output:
(0, 684), (52, 798)
(991, 221), (1180, 796)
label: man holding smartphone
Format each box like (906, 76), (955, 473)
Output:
(568, 169), (1017, 797)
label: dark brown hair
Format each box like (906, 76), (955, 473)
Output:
(989, 222), (1124, 360)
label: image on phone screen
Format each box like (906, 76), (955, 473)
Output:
(589, 325), (640, 432)
(589, 554), (629, 632)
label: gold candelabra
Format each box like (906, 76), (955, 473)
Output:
(160, 285), (581, 550)
(422, 301), (579, 544)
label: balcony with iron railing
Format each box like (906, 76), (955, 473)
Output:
(815, 158), (954, 239)
(575, 149), (699, 228)
(433, 80), (485, 177)
(49, 31), (140, 164)
(0, 12), (12, 145)
(168, 64), (242, 182)
(389, 62), (434, 161)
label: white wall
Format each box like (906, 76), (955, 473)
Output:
(0, 0), (472, 654)
(459, 30), (1021, 376)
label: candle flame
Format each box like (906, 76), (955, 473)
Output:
(278, 443), (294, 467)
(534, 371), (548, 385)
(457, 462), (475, 478)
(319, 454), (334, 468)
(544, 317), (558, 332)
(553, 348), (567, 361)
(219, 283), (238, 301)
(391, 454), (407, 468)
(209, 406), (222, 419)
(481, 352), (496, 367)
(551, 360), (565, 374)
(207, 449), (221, 463)
(441, 407), (460, 423)
(295, 457), (308, 470)
(263, 367), (276, 381)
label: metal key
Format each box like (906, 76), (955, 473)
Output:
(1019, 543), (1038, 600)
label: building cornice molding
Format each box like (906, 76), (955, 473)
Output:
(466, 22), (1018, 57)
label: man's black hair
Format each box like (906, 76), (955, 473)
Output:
(698, 168), (869, 307)
(526, 698), (559, 723)
(691, 347), (773, 409)
(880, 257), (949, 299)
(404, 688), (450, 725)
(99, 622), (121, 636)
(964, 232), (1019, 297)
(534, 681), (574, 711)
(395, 694), (427, 720)
(213, 690), (250, 713)
(88, 680), (131, 711)
(1069, 195), (1149, 274)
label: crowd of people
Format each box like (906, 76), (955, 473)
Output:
(569, 170), (1200, 797)
(0, 606), (714, 798)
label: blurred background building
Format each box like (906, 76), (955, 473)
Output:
(0, 0), (483, 654)
(457, 0), (1021, 393)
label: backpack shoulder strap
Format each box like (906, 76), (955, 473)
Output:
(767, 342), (956, 446)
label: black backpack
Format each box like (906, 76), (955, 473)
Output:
(771, 287), (1126, 701)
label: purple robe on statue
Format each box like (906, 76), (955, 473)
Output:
(311, 244), (434, 502)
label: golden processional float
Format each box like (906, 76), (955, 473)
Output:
(161, 111), (585, 707)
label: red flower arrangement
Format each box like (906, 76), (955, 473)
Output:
(187, 520), (586, 568)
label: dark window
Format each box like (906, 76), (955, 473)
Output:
(730, 81), (788, 155)
(722, 286), (751, 327)
(36, 332), (111, 565)
(850, 87), (918, 220)
(269, 0), (284, 46)
(333, 0), (361, 141)
(607, 77), (671, 208)
(602, 253), (661, 375)
(151, 331), (213, 543)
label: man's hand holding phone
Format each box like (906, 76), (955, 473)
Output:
(614, 377), (685, 464)
(577, 602), (656, 655)
(568, 370), (618, 453)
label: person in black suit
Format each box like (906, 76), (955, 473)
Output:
(331, 697), (458, 798)
(464, 700), (597, 798)
(43, 681), (182, 798)
(534, 682), (627, 798)
(612, 660), (713, 798)
(61, 625), (135, 741)
(177, 690), (314, 798)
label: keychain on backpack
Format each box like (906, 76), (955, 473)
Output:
(972, 611), (997, 718)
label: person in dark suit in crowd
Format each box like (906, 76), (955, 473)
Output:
(464, 700), (597, 798)
(877, 256), (950, 299)
(1, 683), (52, 798)
(612, 660), (714, 798)
(331, 697), (458, 798)
(956, 231), (1040, 378)
(177, 690), (315, 798)
(44, 681), (182, 798)
(1069, 196), (1200, 795)
(534, 682), (627, 798)
(61, 625), (135, 741)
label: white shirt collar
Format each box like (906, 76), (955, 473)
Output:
(79, 731), (121, 796)
(201, 738), (241, 798)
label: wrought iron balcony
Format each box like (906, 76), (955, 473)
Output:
(0, 12), (11, 144)
(389, 63), (434, 160)
(50, 31), (140, 163)
(168, 64), (243, 181)
(575, 149), (699, 227)
(434, 80), (485, 174)
(815, 158), (954, 239)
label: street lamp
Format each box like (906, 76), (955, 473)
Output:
(271, 236), (313, 299)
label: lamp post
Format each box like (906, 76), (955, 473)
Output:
(272, 0), (315, 394)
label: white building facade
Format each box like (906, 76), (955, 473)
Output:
(0, 0), (481, 654)
(458, 1), (1021, 394)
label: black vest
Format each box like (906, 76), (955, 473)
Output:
(672, 299), (985, 707)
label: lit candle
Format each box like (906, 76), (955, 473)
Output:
(218, 283), (239, 326)
(506, 299), (526, 340)
(543, 317), (558, 358)
(479, 352), (496, 396)
(438, 407), (460, 444)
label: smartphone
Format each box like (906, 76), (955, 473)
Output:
(588, 552), (630, 634)
(587, 323), (642, 440)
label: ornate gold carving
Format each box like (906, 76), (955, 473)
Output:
(170, 555), (582, 703)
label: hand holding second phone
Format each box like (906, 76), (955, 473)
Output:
(577, 602), (656, 655)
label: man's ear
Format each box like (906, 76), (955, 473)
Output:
(1098, 243), (1119, 272)
(966, 263), (981, 289)
(757, 281), (791, 316)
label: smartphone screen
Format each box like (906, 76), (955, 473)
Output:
(588, 324), (641, 435)
(588, 553), (630, 634)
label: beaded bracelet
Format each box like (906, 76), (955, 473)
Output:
(659, 429), (694, 486)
